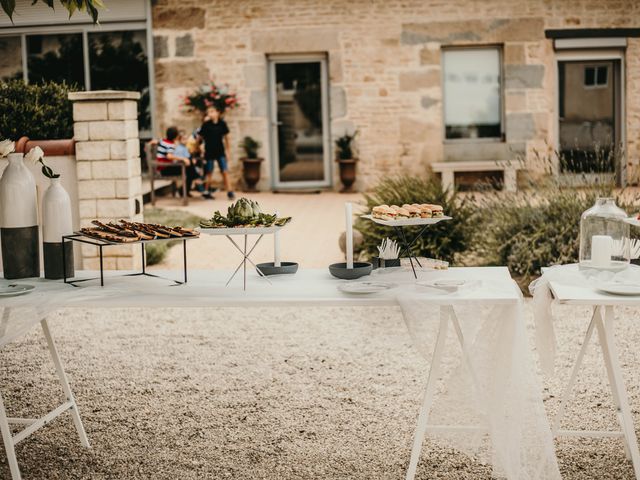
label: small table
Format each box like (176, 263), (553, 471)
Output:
(549, 278), (640, 478)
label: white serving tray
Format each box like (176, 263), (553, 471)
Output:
(198, 224), (288, 235)
(361, 214), (452, 227)
(625, 217), (640, 227)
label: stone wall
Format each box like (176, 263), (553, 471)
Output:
(69, 90), (143, 270)
(150, 0), (640, 190)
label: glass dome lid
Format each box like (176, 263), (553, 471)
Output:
(579, 197), (630, 272)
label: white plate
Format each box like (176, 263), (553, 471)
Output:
(624, 217), (640, 227)
(339, 281), (398, 294)
(361, 214), (452, 227)
(597, 283), (640, 296)
(0, 284), (35, 297)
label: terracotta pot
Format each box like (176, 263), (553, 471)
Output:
(336, 158), (358, 192)
(241, 157), (264, 192)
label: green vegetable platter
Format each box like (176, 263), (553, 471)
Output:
(200, 198), (292, 229)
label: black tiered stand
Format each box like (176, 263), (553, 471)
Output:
(62, 233), (194, 287)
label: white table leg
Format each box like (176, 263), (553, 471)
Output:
(553, 307), (598, 434)
(406, 309), (449, 480)
(0, 391), (21, 480)
(41, 319), (90, 448)
(598, 306), (640, 476)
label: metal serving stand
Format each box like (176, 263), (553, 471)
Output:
(361, 215), (452, 279)
(62, 233), (197, 287)
(199, 224), (289, 291)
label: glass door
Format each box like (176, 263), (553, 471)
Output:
(558, 58), (621, 174)
(268, 55), (331, 189)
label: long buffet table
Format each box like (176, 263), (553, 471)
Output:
(0, 267), (557, 480)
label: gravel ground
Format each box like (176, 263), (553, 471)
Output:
(1, 302), (640, 479)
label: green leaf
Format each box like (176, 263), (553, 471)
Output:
(0, 0), (16, 21)
(42, 165), (55, 178)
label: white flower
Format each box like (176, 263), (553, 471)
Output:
(24, 146), (44, 164)
(0, 139), (15, 158)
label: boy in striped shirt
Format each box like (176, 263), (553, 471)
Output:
(156, 126), (197, 195)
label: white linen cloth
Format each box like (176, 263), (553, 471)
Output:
(399, 275), (561, 480)
(0, 269), (561, 479)
(529, 263), (640, 376)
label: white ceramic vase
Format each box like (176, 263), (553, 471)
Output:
(0, 153), (40, 279)
(42, 177), (74, 279)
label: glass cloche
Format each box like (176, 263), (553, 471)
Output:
(579, 197), (630, 272)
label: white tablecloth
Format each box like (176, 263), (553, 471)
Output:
(0, 267), (560, 478)
(530, 263), (640, 375)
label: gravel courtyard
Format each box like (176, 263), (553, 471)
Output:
(2, 302), (640, 479)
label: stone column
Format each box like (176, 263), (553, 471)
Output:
(69, 90), (143, 270)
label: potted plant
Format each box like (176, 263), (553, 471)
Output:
(335, 131), (358, 192)
(239, 136), (263, 192)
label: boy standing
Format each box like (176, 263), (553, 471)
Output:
(197, 106), (235, 200)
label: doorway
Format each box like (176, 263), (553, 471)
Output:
(557, 54), (623, 175)
(268, 55), (331, 189)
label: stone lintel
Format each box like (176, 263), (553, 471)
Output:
(69, 90), (141, 102)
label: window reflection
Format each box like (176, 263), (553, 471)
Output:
(89, 30), (150, 131)
(0, 36), (22, 81)
(443, 48), (502, 139)
(27, 33), (85, 87)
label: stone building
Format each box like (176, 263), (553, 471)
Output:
(1, 0), (639, 191)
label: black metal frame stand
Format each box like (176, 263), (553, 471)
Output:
(62, 234), (190, 287)
(392, 224), (432, 279)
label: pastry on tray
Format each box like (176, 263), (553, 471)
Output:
(80, 220), (199, 243)
(371, 203), (445, 220)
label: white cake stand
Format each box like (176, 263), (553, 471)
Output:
(199, 224), (289, 290)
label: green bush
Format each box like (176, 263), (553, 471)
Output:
(474, 178), (640, 287)
(144, 208), (204, 266)
(355, 176), (477, 264)
(0, 80), (77, 140)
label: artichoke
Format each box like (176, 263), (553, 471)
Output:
(201, 198), (292, 228)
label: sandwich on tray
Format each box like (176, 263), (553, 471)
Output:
(371, 203), (444, 220)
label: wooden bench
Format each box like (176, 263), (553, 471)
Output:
(144, 141), (188, 206)
(431, 160), (524, 192)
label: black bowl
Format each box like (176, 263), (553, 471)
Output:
(256, 262), (299, 276)
(329, 262), (373, 279)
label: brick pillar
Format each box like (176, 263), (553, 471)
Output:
(69, 90), (143, 270)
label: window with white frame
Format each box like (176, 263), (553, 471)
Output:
(583, 65), (608, 88)
(442, 47), (502, 140)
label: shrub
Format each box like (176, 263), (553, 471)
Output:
(144, 208), (204, 266)
(474, 166), (640, 287)
(355, 176), (477, 264)
(0, 80), (77, 140)
(239, 136), (261, 159)
(335, 131), (358, 160)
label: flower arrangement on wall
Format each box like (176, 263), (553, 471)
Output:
(184, 82), (239, 114)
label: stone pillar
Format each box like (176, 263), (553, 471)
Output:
(69, 90), (143, 270)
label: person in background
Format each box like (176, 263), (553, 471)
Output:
(197, 106), (235, 200)
(156, 126), (198, 196)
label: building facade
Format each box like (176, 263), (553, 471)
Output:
(1, 0), (639, 191)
